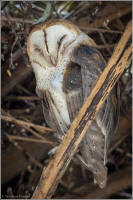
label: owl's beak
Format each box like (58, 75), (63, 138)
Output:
(50, 56), (57, 67)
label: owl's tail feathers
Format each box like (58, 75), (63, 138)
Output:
(93, 165), (107, 189)
(76, 153), (107, 189)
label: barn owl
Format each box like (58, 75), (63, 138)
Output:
(27, 19), (119, 188)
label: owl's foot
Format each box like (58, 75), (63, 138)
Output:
(48, 133), (65, 156)
(54, 132), (65, 142)
(48, 146), (58, 155)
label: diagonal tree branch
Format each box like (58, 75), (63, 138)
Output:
(32, 21), (132, 199)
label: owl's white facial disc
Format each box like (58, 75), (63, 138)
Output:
(28, 23), (78, 69)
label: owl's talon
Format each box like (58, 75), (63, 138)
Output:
(54, 132), (64, 142)
(48, 146), (58, 156)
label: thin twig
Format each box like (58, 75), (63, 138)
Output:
(24, 126), (47, 141)
(6, 134), (56, 146)
(95, 44), (116, 49)
(91, 6), (131, 28)
(3, 9), (28, 65)
(17, 84), (35, 96)
(84, 43), (116, 49)
(6, 134), (43, 169)
(2, 15), (33, 24)
(76, 5), (131, 29)
(4, 96), (40, 101)
(72, 26), (123, 34)
(116, 147), (132, 158)
(33, 2), (52, 24)
(32, 3), (45, 12)
(24, 126), (58, 146)
(1, 114), (53, 133)
(57, 2), (71, 14)
(51, 2), (63, 19)
(10, 37), (19, 69)
(98, 32), (112, 55)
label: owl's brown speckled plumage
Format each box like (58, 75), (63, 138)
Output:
(27, 19), (119, 188)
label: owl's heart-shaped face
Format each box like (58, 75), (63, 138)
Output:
(28, 20), (77, 68)
(27, 20), (95, 69)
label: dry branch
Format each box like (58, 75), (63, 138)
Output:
(4, 96), (40, 101)
(2, 15), (33, 24)
(79, 27), (123, 34)
(6, 134), (57, 146)
(24, 126), (51, 141)
(1, 114), (53, 133)
(17, 84), (35, 96)
(32, 21), (132, 199)
(76, 5), (131, 28)
(98, 32), (112, 55)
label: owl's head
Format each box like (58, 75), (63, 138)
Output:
(27, 19), (95, 69)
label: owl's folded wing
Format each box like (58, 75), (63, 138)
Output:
(36, 88), (68, 136)
(63, 45), (119, 188)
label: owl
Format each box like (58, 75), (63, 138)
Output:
(27, 19), (119, 188)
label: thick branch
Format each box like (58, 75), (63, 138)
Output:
(32, 22), (132, 199)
